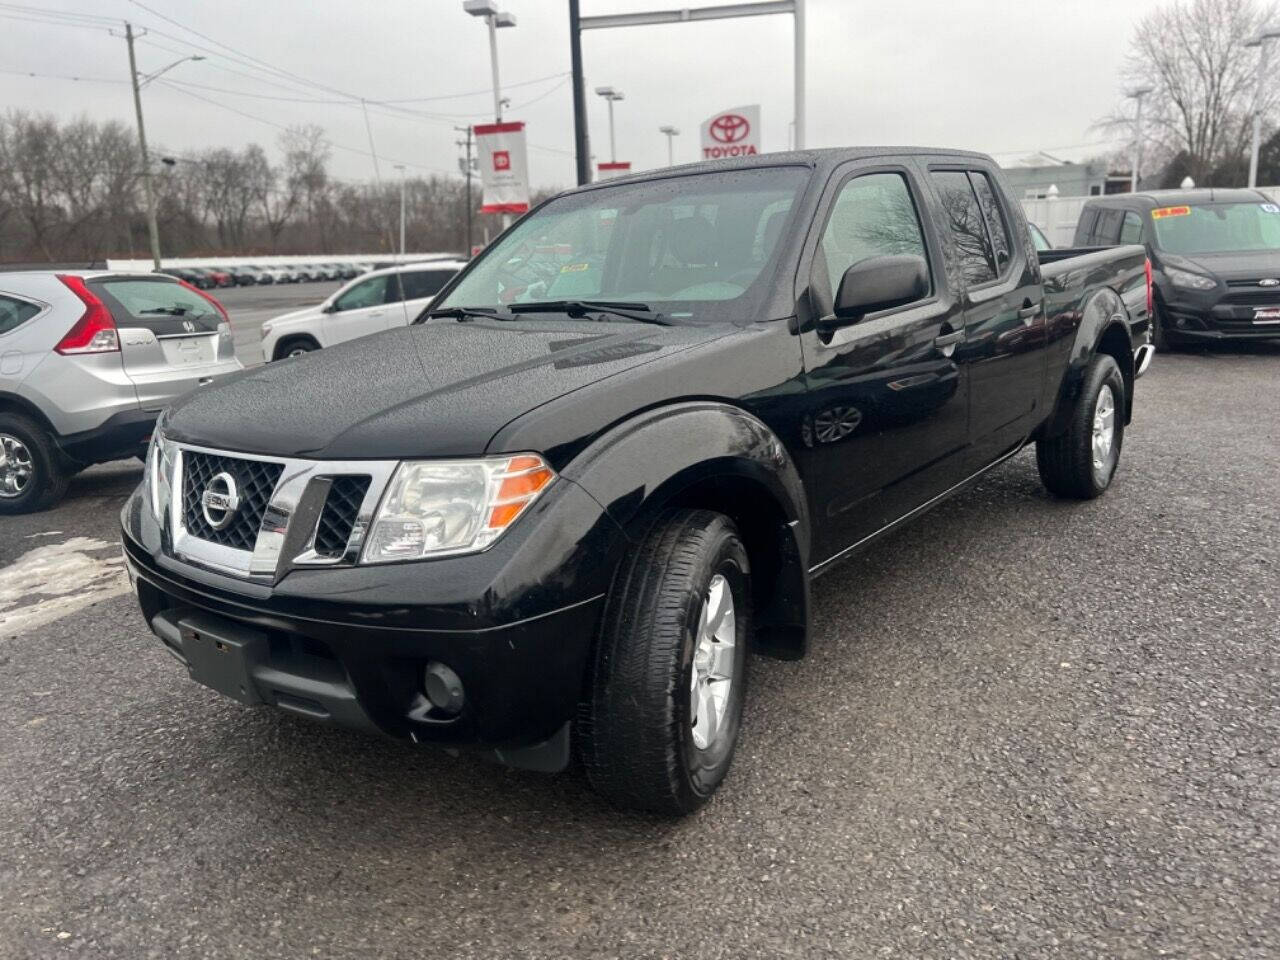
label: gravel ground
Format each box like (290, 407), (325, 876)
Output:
(1, 343), (1277, 959)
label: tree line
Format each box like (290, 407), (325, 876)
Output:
(0, 113), (507, 265)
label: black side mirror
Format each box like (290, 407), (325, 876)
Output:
(827, 254), (929, 329)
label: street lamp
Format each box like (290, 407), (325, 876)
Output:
(137, 54), (205, 88)
(394, 164), (407, 259)
(1126, 86), (1154, 193)
(1246, 26), (1280, 188)
(463, 0), (517, 122)
(659, 125), (679, 166)
(595, 86), (624, 163)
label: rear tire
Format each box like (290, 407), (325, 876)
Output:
(1151, 298), (1175, 352)
(579, 509), (751, 816)
(274, 337), (319, 361)
(1036, 353), (1125, 500)
(0, 413), (70, 514)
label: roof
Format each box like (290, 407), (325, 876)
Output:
(572, 146), (995, 194)
(1092, 188), (1268, 207)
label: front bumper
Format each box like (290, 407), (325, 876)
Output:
(1162, 285), (1280, 340)
(120, 475), (625, 768)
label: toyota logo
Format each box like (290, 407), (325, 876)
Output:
(200, 471), (241, 530)
(1259, 278), (1280, 287)
(709, 113), (750, 144)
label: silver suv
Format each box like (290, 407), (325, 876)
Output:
(0, 271), (244, 513)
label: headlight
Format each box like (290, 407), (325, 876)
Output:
(143, 421), (175, 523)
(1165, 266), (1216, 291)
(362, 454), (554, 563)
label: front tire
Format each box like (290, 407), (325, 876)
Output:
(579, 509), (751, 816)
(274, 337), (319, 361)
(0, 413), (71, 514)
(1036, 353), (1125, 499)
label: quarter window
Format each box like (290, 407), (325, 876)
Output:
(931, 170), (997, 284)
(1119, 211), (1144, 244)
(0, 294), (41, 334)
(814, 171), (930, 312)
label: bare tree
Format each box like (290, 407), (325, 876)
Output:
(1098, 0), (1280, 185)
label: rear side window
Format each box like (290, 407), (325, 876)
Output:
(1119, 211), (1144, 244)
(0, 293), (41, 335)
(400, 269), (455, 301)
(931, 170), (997, 284)
(969, 172), (1011, 273)
(1094, 209), (1123, 245)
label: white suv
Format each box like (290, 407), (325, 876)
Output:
(261, 260), (465, 361)
(0, 271), (243, 513)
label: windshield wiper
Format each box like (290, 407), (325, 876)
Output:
(141, 306), (193, 316)
(422, 305), (518, 323)
(507, 300), (674, 326)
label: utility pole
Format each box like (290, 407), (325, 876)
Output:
(1247, 28), (1280, 188)
(1127, 86), (1153, 193)
(456, 126), (475, 255)
(595, 86), (624, 162)
(125, 23), (162, 270)
(659, 125), (679, 166)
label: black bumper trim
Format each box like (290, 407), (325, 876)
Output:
(57, 407), (155, 465)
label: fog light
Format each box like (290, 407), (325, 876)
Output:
(423, 661), (464, 715)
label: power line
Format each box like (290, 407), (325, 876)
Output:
(0, 66), (126, 83)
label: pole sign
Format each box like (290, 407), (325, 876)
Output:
(475, 121), (530, 215)
(700, 105), (760, 160)
(596, 161), (631, 180)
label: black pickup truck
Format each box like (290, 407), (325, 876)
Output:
(122, 148), (1152, 815)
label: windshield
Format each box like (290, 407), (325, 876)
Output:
(1151, 201), (1280, 255)
(438, 166), (809, 322)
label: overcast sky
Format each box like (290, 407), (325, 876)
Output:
(0, 0), (1165, 188)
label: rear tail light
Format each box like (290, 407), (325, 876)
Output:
(1145, 258), (1154, 318)
(178, 279), (232, 328)
(55, 275), (119, 354)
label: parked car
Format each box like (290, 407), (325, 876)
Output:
(334, 262), (360, 280)
(1075, 188), (1280, 349)
(204, 268), (235, 289)
(225, 266), (259, 286)
(122, 148), (1150, 814)
(261, 260), (465, 360)
(0, 271), (243, 513)
(241, 264), (275, 284)
(178, 267), (217, 290)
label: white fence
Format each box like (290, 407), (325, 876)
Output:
(104, 252), (458, 271)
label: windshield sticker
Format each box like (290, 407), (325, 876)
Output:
(1261, 203), (1280, 214)
(1152, 206), (1191, 219)
(560, 262), (590, 273)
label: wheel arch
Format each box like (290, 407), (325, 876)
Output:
(0, 391), (58, 436)
(1039, 287), (1135, 440)
(271, 333), (322, 361)
(562, 401), (811, 660)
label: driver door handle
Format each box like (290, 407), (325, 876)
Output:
(1017, 300), (1041, 322)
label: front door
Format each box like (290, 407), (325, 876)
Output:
(796, 164), (970, 564)
(325, 273), (398, 346)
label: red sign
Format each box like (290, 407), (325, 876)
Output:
(700, 105), (761, 160)
(709, 114), (750, 144)
(492, 150), (511, 171)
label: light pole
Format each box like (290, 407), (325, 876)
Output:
(1246, 27), (1280, 188)
(659, 125), (680, 166)
(1126, 86), (1153, 193)
(394, 164), (407, 259)
(124, 23), (203, 269)
(595, 86), (625, 163)
(463, 1), (516, 122)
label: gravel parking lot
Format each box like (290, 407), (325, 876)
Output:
(1, 341), (1277, 958)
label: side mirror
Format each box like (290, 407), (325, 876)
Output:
(827, 254), (929, 329)
(321, 302), (338, 314)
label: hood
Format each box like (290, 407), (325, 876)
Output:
(1164, 249), (1280, 282)
(163, 320), (727, 459)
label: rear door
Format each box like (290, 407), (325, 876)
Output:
(795, 160), (970, 561)
(398, 267), (459, 324)
(88, 276), (237, 409)
(924, 166), (1046, 469)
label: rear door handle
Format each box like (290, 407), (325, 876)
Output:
(934, 330), (964, 348)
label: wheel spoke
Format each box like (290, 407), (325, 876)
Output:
(707, 639), (734, 680)
(697, 682), (719, 746)
(705, 575), (730, 636)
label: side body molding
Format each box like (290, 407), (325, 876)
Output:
(561, 401), (812, 660)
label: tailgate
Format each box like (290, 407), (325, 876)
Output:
(88, 277), (240, 405)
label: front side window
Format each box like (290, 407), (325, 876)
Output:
(0, 294), (41, 335)
(969, 172), (1011, 272)
(439, 166), (809, 323)
(931, 170), (996, 284)
(333, 275), (390, 312)
(815, 171), (930, 307)
(1094, 209), (1123, 245)
(1150, 202), (1280, 254)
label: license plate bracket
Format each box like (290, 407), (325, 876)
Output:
(1252, 306), (1280, 324)
(178, 613), (267, 705)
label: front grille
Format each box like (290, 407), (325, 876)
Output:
(1221, 289), (1280, 306)
(312, 475), (371, 559)
(181, 451), (283, 551)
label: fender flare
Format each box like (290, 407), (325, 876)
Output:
(1041, 288), (1136, 440)
(562, 400), (812, 659)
